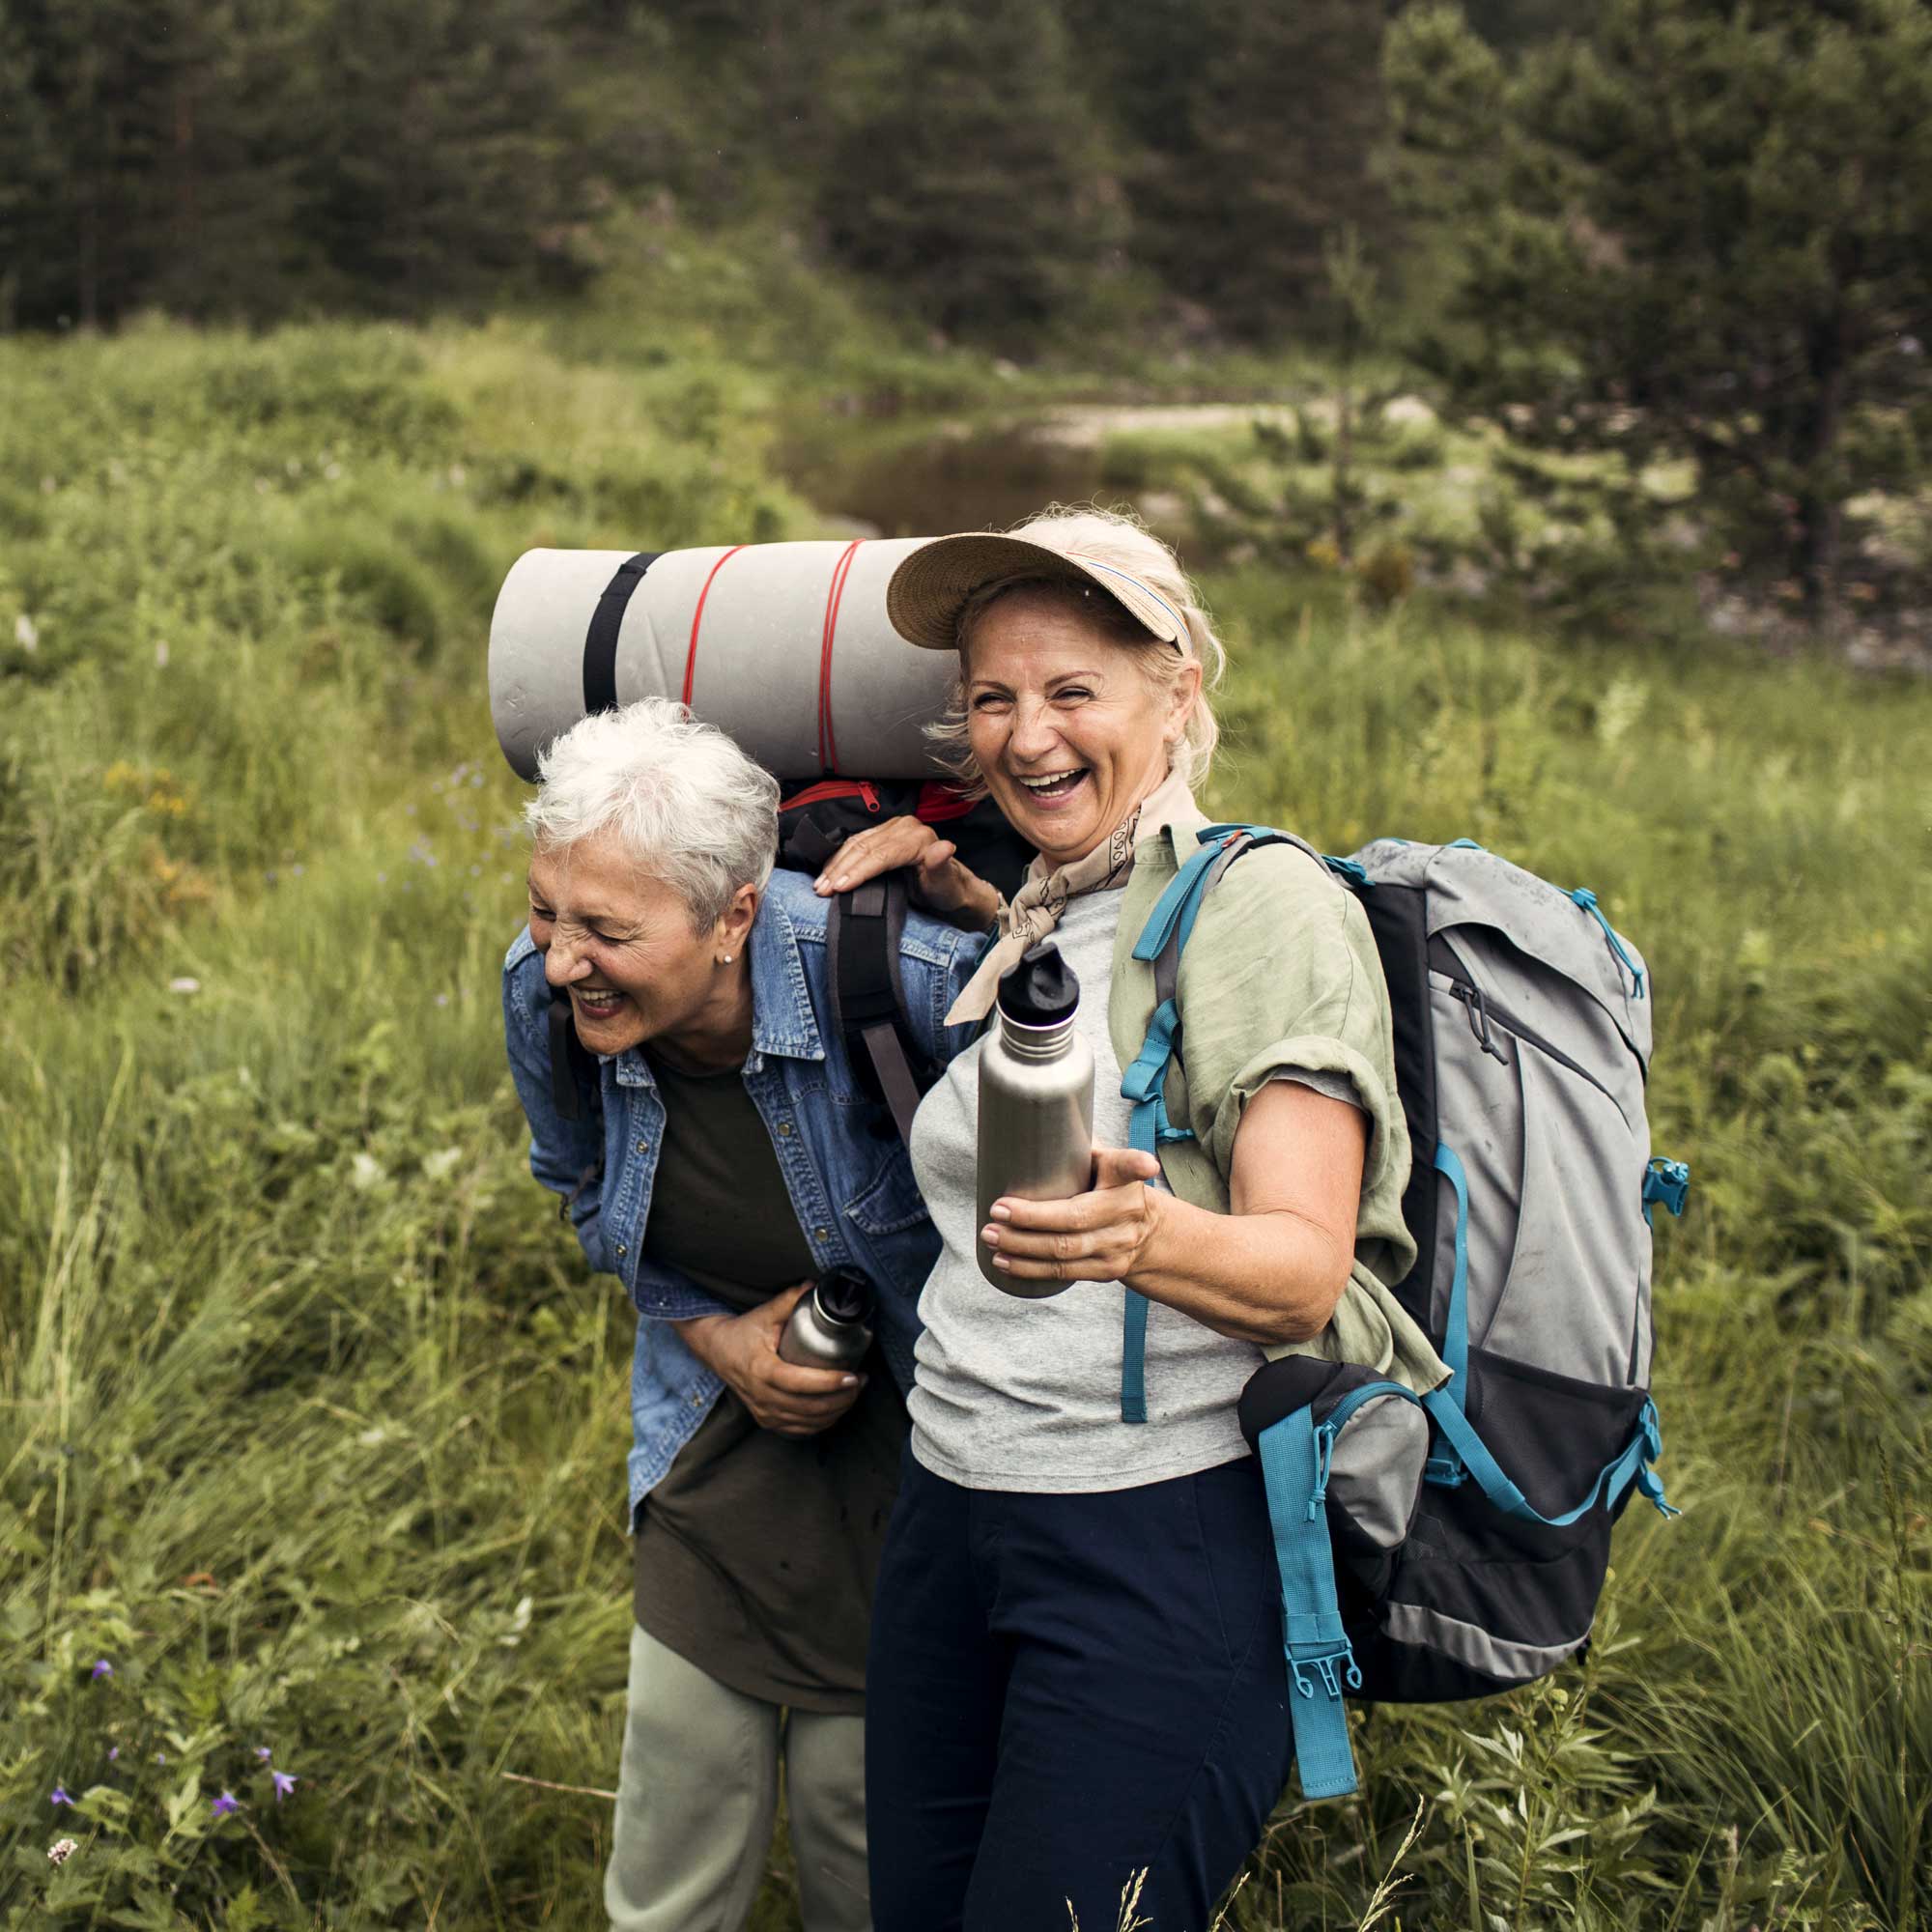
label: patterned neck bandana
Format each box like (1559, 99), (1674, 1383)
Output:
(944, 762), (1200, 1026)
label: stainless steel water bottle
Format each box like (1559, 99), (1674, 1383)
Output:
(779, 1266), (877, 1369)
(976, 942), (1094, 1297)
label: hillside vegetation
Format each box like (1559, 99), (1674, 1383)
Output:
(2, 321), (1927, 1929)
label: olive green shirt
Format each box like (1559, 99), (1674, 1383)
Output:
(1109, 808), (1449, 1395)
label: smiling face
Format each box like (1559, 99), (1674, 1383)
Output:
(962, 587), (1201, 868)
(526, 827), (755, 1059)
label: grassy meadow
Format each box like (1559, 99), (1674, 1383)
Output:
(1, 317), (1928, 1930)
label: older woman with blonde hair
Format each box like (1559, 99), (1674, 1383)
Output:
(821, 508), (1445, 1931)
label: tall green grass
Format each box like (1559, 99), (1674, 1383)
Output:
(1, 322), (1926, 1929)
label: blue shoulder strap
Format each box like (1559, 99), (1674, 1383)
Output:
(1118, 827), (1285, 1421)
(1118, 824), (1365, 1422)
(1256, 1406), (1362, 1800)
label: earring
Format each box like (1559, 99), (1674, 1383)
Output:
(720, 953), (733, 964)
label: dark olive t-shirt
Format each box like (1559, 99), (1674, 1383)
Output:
(631, 1051), (906, 1715)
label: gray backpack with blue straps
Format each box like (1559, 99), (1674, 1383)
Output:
(1120, 827), (1688, 1801)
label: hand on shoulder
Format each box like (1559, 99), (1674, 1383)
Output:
(810, 814), (1002, 930)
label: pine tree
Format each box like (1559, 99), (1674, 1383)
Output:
(0, 0), (589, 327)
(816, 0), (1125, 344)
(1072, 0), (1392, 341)
(0, 0), (187, 327)
(1387, 0), (1932, 610)
(295, 0), (588, 312)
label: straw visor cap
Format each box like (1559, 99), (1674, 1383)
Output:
(886, 532), (1190, 653)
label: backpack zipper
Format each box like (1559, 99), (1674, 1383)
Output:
(781, 778), (880, 813)
(1434, 958), (1623, 1113)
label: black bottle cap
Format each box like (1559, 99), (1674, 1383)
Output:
(997, 940), (1080, 1026)
(816, 1266), (875, 1326)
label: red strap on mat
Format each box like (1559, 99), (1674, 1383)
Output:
(817, 539), (865, 772)
(682, 545), (745, 708)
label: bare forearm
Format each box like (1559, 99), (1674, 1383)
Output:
(1129, 1191), (1350, 1347)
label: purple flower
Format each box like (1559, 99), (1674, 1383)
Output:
(107, 1747), (119, 1762)
(50, 1783), (71, 1807)
(211, 1791), (239, 1817)
(255, 1746), (273, 1763)
(90, 1659), (113, 1681)
(270, 1770), (297, 1802)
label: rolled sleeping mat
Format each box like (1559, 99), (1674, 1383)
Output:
(489, 538), (960, 781)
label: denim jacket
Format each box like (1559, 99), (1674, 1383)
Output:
(502, 867), (980, 1525)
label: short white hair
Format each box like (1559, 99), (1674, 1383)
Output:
(525, 698), (779, 930)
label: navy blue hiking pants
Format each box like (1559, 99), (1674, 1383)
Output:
(865, 1448), (1296, 1932)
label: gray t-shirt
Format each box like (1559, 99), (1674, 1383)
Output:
(907, 887), (1357, 1494)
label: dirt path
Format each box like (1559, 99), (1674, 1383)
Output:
(1031, 402), (1302, 447)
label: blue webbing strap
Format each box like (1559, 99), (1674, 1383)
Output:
(1257, 1407), (1362, 1800)
(1120, 1292), (1151, 1425)
(1129, 834), (1238, 967)
(1422, 1389), (1680, 1525)
(1569, 887), (1645, 999)
(1422, 1143), (1473, 1487)
(1116, 824), (1311, 1423)
(1117, 829), (1252, 1423)
(1434, 1144), (1471, 1404)
(1117, 1000), (1179, 1425)
(1119, 998), (1186, 1148)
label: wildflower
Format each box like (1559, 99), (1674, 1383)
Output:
(212, 1791), (239, 1817)
(255, 1746), (273, 1763)
(50, 1783), (71, 1807)
(155, 639), (169, 668)
(271, 1770), (298, 1802)
(91, 1659), (113, 1681)
(107, 1747), (119, 1762)
(168, 978), (202, 996)
(48, 1837), (78, 1865)
(14, 613), (38, 652)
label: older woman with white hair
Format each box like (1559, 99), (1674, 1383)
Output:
(820, 509), (1447, 1931)
(500, 697), (979, 1932)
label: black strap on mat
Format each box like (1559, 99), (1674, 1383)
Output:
(826, 875), (929, 1144)
(582, 551), (663, 714)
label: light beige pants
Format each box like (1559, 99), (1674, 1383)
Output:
(605, 1623), (872, 1932)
